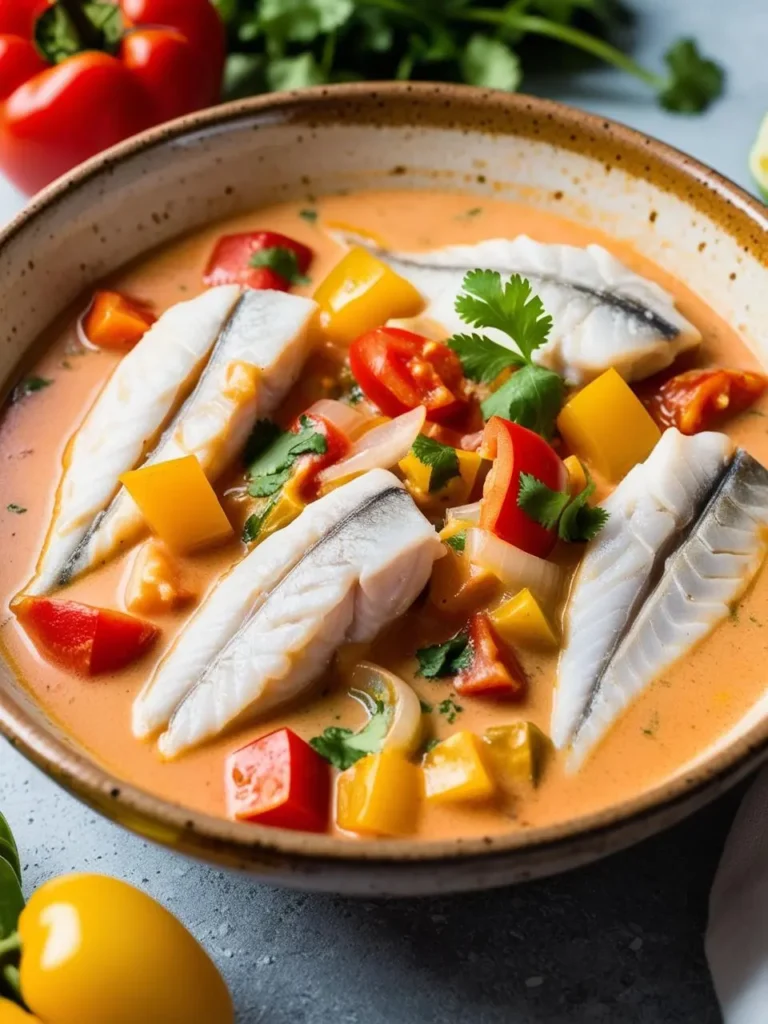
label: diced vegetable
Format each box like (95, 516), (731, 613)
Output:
(455, 612), (526, 699)
(490, 588), (559, 648)
(81, 291), (156, 350)
(563, 455), (587, 495)
(466, 527), (563, 610)
(125, 540), (195, 615)
(15, 597), (158, 675)
(479, 416), (567, 558)
(446, 500), (481, 525)
(226, 728), (330, 832)
(422, 731), (496, 804)
(400, 440), (482, 507)
(313, 247), (423, 344)
(350, 327), (468, 424)
(336, 751), (421, 836)
(203, 231), (313, 291)
(483, 722), (548, 786)
(318, 406), (425, 488)
(120, 455), (233, 553)
(429, 542), (499, 616)
(557, 368), (661, 481)
(640, 368), (768, 435)
(290, 413), (350, 497)
(243, 479), (305, 547)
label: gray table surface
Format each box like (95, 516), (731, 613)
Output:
(1, 1), (766, 1020)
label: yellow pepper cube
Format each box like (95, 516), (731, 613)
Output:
(251, 480), (305, 545)
(400, 448), (483, 510)
(423, 731), (496, 804)
(563, 454), (587, 495)
(313, 247), (423, 345)
(429, 546), (499, 616)
(336, 751), (421, 837)
(556, 368), (661, 482)
(490, 588), (559, 648)
(121, 455), (233, 553)
(483, 722), (548, 787)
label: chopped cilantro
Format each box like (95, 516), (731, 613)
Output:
(445, 530), (467, 553)
(6, 504), (26, 514)
(13, 376), (52, 402)
(416, 633), (473, 679)
(518, 466), (609, 543)
(310, 694), (390, 770)
(419, 699), (434, 714)
(423, 738), (440, 754)
(410, 434), (460, 493)
(438, 698), (464, 725)
(299, 208), (318, 223)
(448, 332), (522, 384)
(244, 419), (281, 466)
(246, 415), (327, 497)
(250, 246), (309, 286)
(241, 498), (276, 544)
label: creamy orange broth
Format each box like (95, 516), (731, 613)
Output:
(2, 189), (768, 842)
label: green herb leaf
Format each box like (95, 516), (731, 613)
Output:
(454, 271), (553, 364)
(266, 52), (325, 91)
(416, 633), (472, 679)
(299, 208), (318, 223)
(310, 695), (390, 770)
(0, 813), (20, 884)
(445, 530), (467, 553)
(660, 39), (725, 114)
(419, 699), (434, 714)
(247, 416), (327, 496)
(259, 0), (354, 43)
(517, 464), (609, 542)
(481, 363), (564, 439)
(35, 2), (123, 64)
(12, 376), (52, 402)
(248, 467), (292, 498)
(223, 53), (265, 101)
(249, 246), (309, 286)
(5, 505), (25, 516)
(461, 33), (521, 92)
(0, 857), (23, 941)
(438, 697), (464, 724)
(448, 332), (524, 384)
(424, 737), (440, 754)
(242, 497), (277, 544)
(243, 419), (281, 467)
(410, 434), (460, 493)
(558, 466), (610, 542)
(517, 472), (571, 530)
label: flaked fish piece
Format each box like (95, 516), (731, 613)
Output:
(155, 472), (442, 757)
(552, 428), (733, 752)
(62, 290), (317, 586)
(23, 286), (241, 597)
(332, 232), (701, 385)
(568, 448), (768, 770)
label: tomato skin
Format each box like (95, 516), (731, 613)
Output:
(203, 231), (313, 291)
(0, 0), (47, 38)
(121, 29), (206, 124)
(479, 417), (566, 558)
(0, 36), (45, 100)
(226, 728), (330, 832)
(641, 368), (768, 435)
(455, 612), (526, 699)
(14, 597), (158, 675)
(349, 327), (468, 424)
(290, 412), (350, 498)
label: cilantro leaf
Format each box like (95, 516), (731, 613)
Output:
(250, 246), (310, 286)
(258, 0), (354, 44)
(242, 498), (276, 544)
(411, 434), (460, 493)
(12, 376), (52, 402)
(481, 363), (564, 439)
(461, 34), (521, 92)
(445, 530), (466, 553)
(299, 208), (318, 223)
(248, 467), (292, 498)
(438, 698), (464, 725)
(416, 633), (473, 679)
(517, 464), (609, 542)
(247, 416), (326, 496)
(244, 419), (281, 466)
(454, 271), (553, 363)
(660, 39), (725, 115)
(447, 332), (524, 384)
(310, 695), (390, 770)
(6, 504), (26, 515)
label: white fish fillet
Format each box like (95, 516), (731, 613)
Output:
(63, 290), (317, 584)
(552, 428), (733, 753)
(157, 474), (442, 757)
(568, 448), (768, 770)
(133, 469), (441, 741)
(334, 233), (701, 385)
(24, 286), (241, 597)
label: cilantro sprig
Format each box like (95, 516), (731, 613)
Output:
(416, 633), (473, 679)
(410, 434), (460, 493)
(310, 692), (390, 770)
(250, 246), (309, 286)
(518, 464), (609, 542)
(246, 415), (327, 497)
(448, 271), (564, 438)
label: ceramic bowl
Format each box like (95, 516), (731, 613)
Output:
(0, 84), (766, 896)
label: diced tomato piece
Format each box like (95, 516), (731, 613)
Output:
(349, 327), (468, 424)
(226, 728), (330, 832)
(640, 368), (768, 435)
(290, 412), (350, 498)
(203, 231), (313, 291)
(83, 291), (156, 350)
(479, 417), (566, 558)
(456, 612), (527, 699)
(14, 597), (158, 676)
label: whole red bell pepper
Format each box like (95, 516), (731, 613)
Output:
(0, 0), (224, 195)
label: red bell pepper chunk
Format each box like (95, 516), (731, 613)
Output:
(455, 612), (526, 699)
(349, 326), (469, 425)
(203, 232), (314, 292)
(640, 367), (768, 435)
(226, 727), (331, 833)
(479, 417), (566, 559)
(14, 597), (158, 675)
(289, 412), (351, 498)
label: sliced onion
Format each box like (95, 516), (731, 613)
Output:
(304, 399), (370, 439)
(75, 304), (99, 352)
(446, 501), (481, 525)
(349, 661), (423, 756)
(466, 527), (563, 608)
(318, 405), (426, 486)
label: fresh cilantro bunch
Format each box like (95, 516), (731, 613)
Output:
(213, 1), (723, 115)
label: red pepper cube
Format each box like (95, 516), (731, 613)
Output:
(455, 612), (527, 700)
(226, 728), (330, 833)
(203, 231), (313, 291)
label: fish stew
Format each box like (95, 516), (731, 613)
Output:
(2, 189), (768, 843)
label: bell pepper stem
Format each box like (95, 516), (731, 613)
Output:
(0, 932), (20, 961)
(57, 0), (105, 51)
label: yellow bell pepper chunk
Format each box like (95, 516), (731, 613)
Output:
(423, 731), (496, 804)
(429, 545), (499, 616)
(483, 722), (548, 787)
(399, 448), (483, 509)
(490, 588), (559, 648)
(336, 751), (421, 836)
(125, 540), (196, 615)
(557, 368), (661, 482)
(250, 479), (305, 545)
(563, 454), (587, 495)
(121, 455), (233, 553)
(0, 1000), (41, 1022)
(313, 247), (423, 344)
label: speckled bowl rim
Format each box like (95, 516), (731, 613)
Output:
(1, 82), (768, 880)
